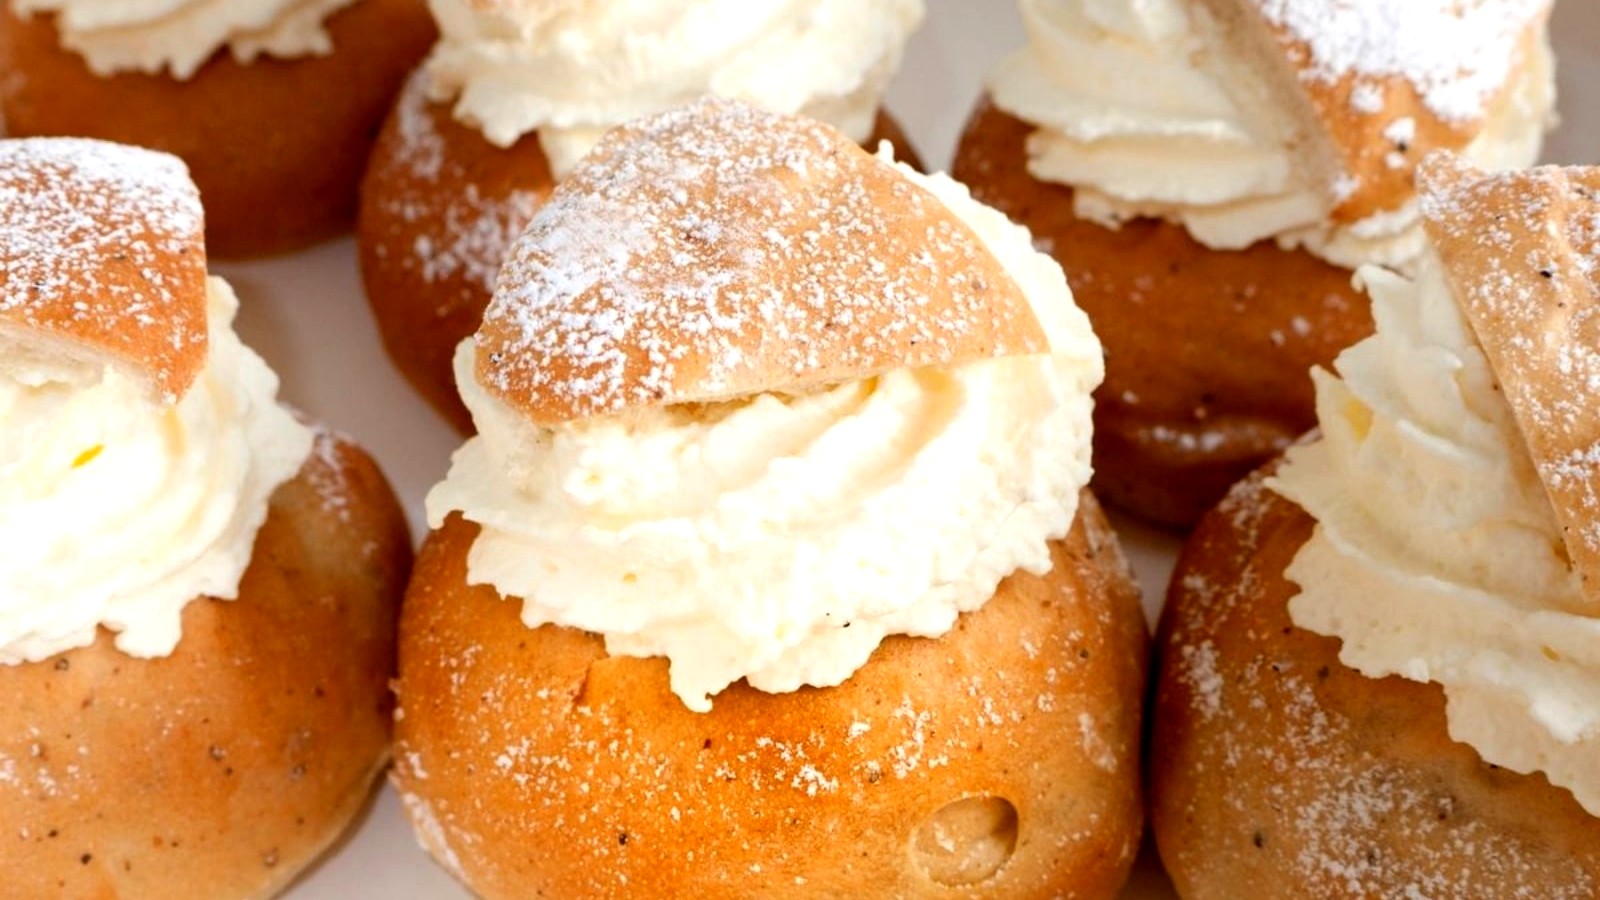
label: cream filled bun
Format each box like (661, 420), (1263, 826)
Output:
(953, 0), (1555, 528)
(357, 0), (924, 432)
(0, 138), (412, 897)
(1150, 155), (1600, 897)
(0, 0), (435, 257)
(393, 98), (1149, 900)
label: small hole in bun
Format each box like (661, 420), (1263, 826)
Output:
(910, 795), (1018, 886)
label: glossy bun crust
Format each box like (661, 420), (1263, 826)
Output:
(1150, 468), (1600, 899)
(393, 492), (1147, 900)
(0, 434), (412, 899)
(357, 83), (925, 432)
(0, 0), (436, 258)
(952, 100), (1372, 530)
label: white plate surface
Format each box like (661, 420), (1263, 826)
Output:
(225, 4), (1600, 896)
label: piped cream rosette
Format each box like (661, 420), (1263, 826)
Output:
(0, 138), (311, 664)
(426, 97), (1105, 712)
(422, 0), (925, 176)
(988, 0), (1554, 271)
(1272, 154), (1600, 815)
(10, 0), (358, 78)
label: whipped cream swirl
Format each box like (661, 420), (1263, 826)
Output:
(427, 164), (1104, 711)
(0, 277), (313, 663)
(989, 0), (1553, 271)
(1272, 255), (1600, 815)
(424, 0), (924, 176)
(13, 0), (356, 79)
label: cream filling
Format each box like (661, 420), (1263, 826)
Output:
(423, 0), (924, 176)
(426, 162), (1104, 712)
(1272, 254), (1600, 816)
(12, 0), (356, 79)
(0, 277), (313, 663)
(989, 0), (1554, 271)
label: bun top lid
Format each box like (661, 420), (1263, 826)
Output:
(473, 97), (1048, 425)
(0, 138), (206, 403)
(1421, 153), (1600, 608)
(1203, 0), (1551, 221)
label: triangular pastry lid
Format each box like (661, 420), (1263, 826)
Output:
(1421, 154), (1600, 608)
(0, 138), (207, 404)
(1193, 0), (1550, 222)
(476, 97), (1047, 425)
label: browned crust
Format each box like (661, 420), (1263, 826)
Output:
(0, 137), (206, 402)
(1150, 466), (1600, 899)
(1194, 0), (1549, 222)
(0, 0), (436, 258)
(393, 492), (1148, 899)
(952, 99), (1372, 529)
(475, 97), (1043, 425)
(357, 75), (923, 434)
(0, 432), (413, 899)
(356, 71), (561, 434)
(1421, 155), (1600, 609)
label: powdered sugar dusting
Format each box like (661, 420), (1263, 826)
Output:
(1177, 640), (1223, 719)
(1255, 0), (1549, 124)
(478, 97), (1042, 422)
(1420, 156), (1600, 601)
(395, 72), (446, 182)
(394, 778), (466, 881)
(393, 504), (1145, 894)
(1158, 473), (1600, 896)
(379, 72), (546, 294)
(307, 428), (354, 524)
(0, 138), (205, 402)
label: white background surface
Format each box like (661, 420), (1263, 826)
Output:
(225, 3), (1600, 896)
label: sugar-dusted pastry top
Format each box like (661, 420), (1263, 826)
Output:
(1247, 0), (1546, 122)
(423, 0), (923, 175)
(428, 99), (1104, 712)
(1221, 0), (1552, 219)
(477, 97), (1047, 426)
(990, 0), (1552, 271)
(11, 0), (356, 78)
(375, 70), (548, 295)
(1272, 155), (1600, 816)
(0, 138), (206, 404)
(0, 139), (312, 664)
(1421, 156), (1600, 606)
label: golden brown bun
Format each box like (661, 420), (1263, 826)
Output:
(0, 137), (206, 402)
(1150, 466), (1600, 898)
(393, 492), (1147, 900)
(354, 72), (557, 434)
(1192, 0), (1549, 222)
(1421, 155), (1600, 607)
(0, 0), (436, 258)
(358, 76), (924, 432)
(952, 100), (1372, 529)
(0, 432), (412, 899)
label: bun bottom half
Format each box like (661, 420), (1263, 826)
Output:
(952, 100), (1373, 530)
(0, 434), (412, 899)
(357, 94), (925, 433)
(393, 492), (1147, 899)
(0, 0), (436, 258)
(1150, 466), (1600, 898)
